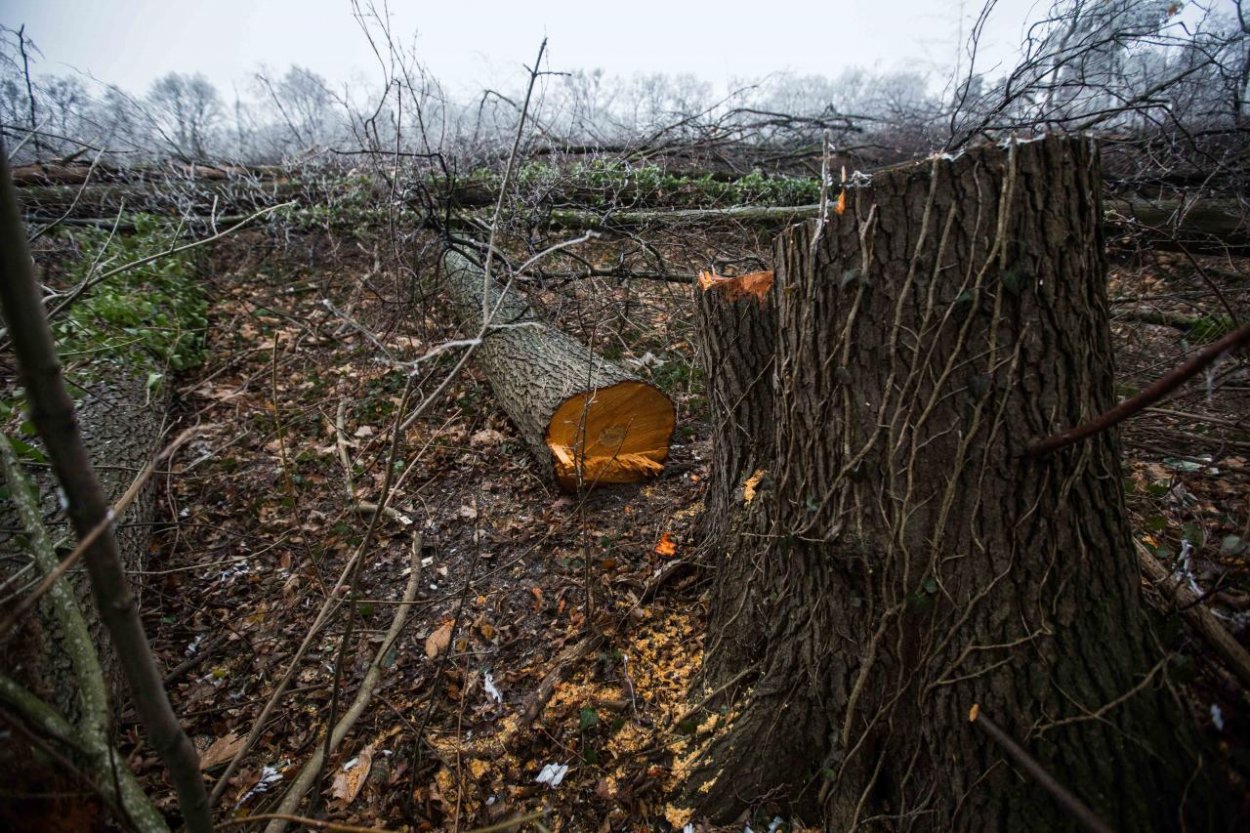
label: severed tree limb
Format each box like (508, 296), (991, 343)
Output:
(1027, 320), (1250, 457)
(1135, 541), (1250, 691)
(263, 536), (423, 833)
(0, 140), (212, 832)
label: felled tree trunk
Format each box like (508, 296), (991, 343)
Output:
(0, 371), (165, 723)
(441, 249), (674, 490)
(675, 137), (1227, 831)
(536, 197), (1250, 252)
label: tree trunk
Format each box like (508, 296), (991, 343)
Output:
(676, 136), (1228, 831)
(692, 270), (777, 683)
(441, 249), (675, 490)
(0, 370), (165, 723)
(540, 197), (1250, 252)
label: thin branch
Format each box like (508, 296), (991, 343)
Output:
(0, 140), (211, 833)
(263, 534), (423, 833)
(1027, 320), (1250, 456)
(968, 705), (1114, 833)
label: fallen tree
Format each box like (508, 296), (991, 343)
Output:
(676, 136), (1230, 831)
(541, 196), (1250, 253)
(441, 249), (675, 490)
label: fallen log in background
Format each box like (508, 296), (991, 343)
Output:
(542, 197), (1250, 252)
(441, 249), (675, 490)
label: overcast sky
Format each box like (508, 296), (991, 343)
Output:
(3, 0), (1089, 99)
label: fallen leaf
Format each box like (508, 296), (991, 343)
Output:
(458, 505), (478, 521)
(353, 425), (375, 438)
(330, 743), (375, 805)
(743, 469), (766, 504)
(425, 621), (453, 659)
(199, 732), (244, 771)
(470, 428), (507, 447)
(655, 532), (677, 557)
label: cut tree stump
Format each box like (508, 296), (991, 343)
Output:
(441, 249), (675, 490)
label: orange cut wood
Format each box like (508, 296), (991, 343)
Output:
(442, 250), (675, 491)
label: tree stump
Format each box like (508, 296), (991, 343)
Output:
(676, 136), (1226, 831)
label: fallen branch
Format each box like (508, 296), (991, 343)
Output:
(263, 536), (423, 833)
(1135, 541), (1250, 691)
(1026, 320), (1250, 457)
(511, 631), (605, 742)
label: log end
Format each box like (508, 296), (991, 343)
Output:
(547, 381), (675, 490)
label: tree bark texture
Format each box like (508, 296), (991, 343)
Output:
(0, 371), (166, 723)
(675, 136), (1227, 831)
(441, 249), (674, 490)
(692, 273), (777, 683)
(0, 145), (212, 833)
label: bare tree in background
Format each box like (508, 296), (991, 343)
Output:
(147, 72), (222, 161)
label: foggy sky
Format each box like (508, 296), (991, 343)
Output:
(3, 1), (1091, 99)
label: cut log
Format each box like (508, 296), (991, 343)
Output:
(539, 197), (1250, 252)
(441, 249), (675, 490)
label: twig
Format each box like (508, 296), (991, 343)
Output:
(968, 705), (1114, 833)
(306, 376), (416, 821)
(1136, 540), (1250, 691)
(1027, 320), (1250, 457)
(42, 201), (295, 327)
(263, 534), (423, 833)
(0, 146), (211, 833)
(228, 809), (545, 833)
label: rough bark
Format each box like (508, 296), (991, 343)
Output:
(692, 272), (778, 684)
(0, 371), (165, 723)
(441, 249), (675, 490)
(676, 136), (1228, 831)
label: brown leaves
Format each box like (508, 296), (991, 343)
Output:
(330, 743), (375, 805)
(198, 731), (244, 771)
(425, 621), (453, 659)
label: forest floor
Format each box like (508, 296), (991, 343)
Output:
(112, 226), (1250, 832)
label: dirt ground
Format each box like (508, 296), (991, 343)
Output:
(109, 228), (1250, 831)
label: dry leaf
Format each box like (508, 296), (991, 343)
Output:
(353, 425), (375, 438)
(330, 743), (375, 805)
(199, 732), (244, 771)
(654, 531), (678, 557)
(470, 428), (506, 447)
(458, 504), (478, 521)
(425, 621), (453, 658)
(743, 469), (766, 504)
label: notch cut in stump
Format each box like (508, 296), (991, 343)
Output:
(442, 249), (675, 490)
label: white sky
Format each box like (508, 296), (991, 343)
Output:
(1, 0), (1093, 99)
